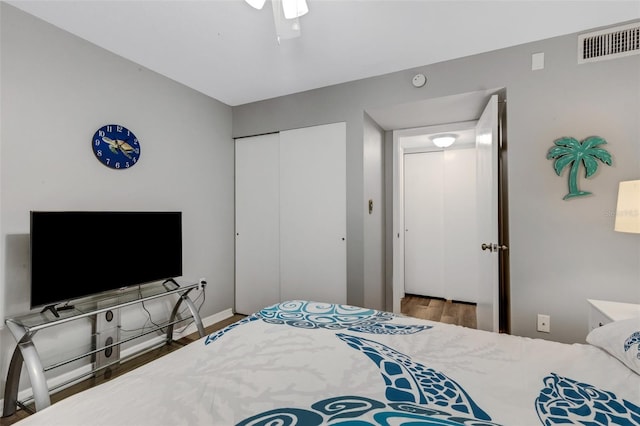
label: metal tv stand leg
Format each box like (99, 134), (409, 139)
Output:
(2, 323), (50, 417)
(166, 287), (205, 340)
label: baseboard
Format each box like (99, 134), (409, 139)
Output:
(1, 308), (234, 415)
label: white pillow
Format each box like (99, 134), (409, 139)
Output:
(587, 317), (640, 375)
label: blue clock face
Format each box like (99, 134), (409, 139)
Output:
(92, 124), (140, 169)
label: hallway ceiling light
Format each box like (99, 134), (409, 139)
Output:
(431, 135), (457, 148)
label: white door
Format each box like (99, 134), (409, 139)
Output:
(404, 149), (479, 302)
(475, 95), (500, 332)
(403, 152), (445, 298)
(235, 134), (281, 315)
(443, 148), (479, 303)
(279, 123), (347, 304)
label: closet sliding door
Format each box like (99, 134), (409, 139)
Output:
(404, 152), (445, 298)
(279, 123), (347, 304)
(403, 148), (478, 303)
(235, 134), (281, 315)
(235, 123), (347, 315)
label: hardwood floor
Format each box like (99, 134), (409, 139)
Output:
(401, 294), (477, 329)
(0, 314), (247, 426)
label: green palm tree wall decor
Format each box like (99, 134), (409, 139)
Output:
(547, 136), (612, 200)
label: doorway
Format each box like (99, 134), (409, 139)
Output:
(394, 120), (482, 321)
(365, 88), (509, 333)
(389, 94), (507, 333)
(403, 129), (479, 303)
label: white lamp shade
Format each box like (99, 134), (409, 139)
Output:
(245, 0), (266, 10)
(282, 0), (309, 19)
(614, 180), (640, 233)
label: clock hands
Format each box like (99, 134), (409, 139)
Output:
(101, 136), (139, 160)
(115, 141), (133, 160)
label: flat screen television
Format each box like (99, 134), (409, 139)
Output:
(30, 211), (182, 309)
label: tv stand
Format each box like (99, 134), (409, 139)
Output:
(2, 280), (206, 417)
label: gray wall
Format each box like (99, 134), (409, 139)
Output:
(363, 113), (385, 310)
(233, 23), (640, 344)
(1, 4), (234, 398)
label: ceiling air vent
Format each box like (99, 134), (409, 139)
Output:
(578, 21), (640, 64)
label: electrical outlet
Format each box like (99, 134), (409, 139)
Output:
(537, 314), (550, 333)
(197, 277), (207, 291)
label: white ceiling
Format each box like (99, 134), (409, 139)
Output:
(7, 0), (640, 106)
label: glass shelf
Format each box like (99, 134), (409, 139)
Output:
(2, 280), (206, 417)
(6, 281), (198, 334)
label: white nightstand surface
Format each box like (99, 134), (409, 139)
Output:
(587, 299), (640, 321)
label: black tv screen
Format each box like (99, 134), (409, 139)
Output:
(30, 211), (182, 308)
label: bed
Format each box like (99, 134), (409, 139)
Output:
(12, 300), (640, 425)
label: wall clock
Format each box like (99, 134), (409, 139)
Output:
(92, 124), (140, 169)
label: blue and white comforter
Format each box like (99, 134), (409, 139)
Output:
(15, 301), (640, 425)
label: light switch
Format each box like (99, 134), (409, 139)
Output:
(532, 52), (544, 71)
